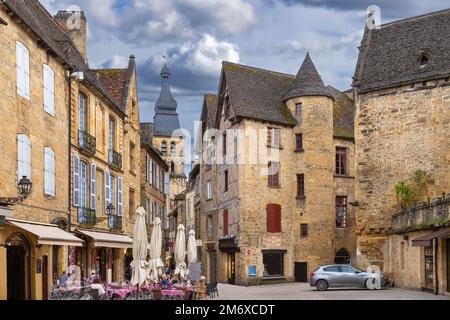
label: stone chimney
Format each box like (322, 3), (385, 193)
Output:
(54, 11), (88, 63)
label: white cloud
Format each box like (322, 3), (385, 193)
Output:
(98, 54), (129, 69)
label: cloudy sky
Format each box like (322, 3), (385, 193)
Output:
(41, 0), (450, 140)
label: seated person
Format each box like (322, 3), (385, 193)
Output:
(91, 278), (106, 296)
(161, 274), (169, 288)
(65, 270), (77, 288)
(58, 271), (69, 286)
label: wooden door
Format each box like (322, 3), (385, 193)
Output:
(42, 256), (49, 300)
(295, 262), (308, 282)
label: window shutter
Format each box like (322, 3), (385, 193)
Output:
(164, 172), (169, 195)
(118, 176), (123, 216)
(110, 175), (115, 207)
(16, 42), (24, 97)
(105, 171), (110, 210)
(44, 147), (55, 196)
(23, 44), (30, 99)
(73, 155), (80, 207)
(17, 134), (31, 181)
(90, 164), (96, 210)
(43, 65), (55, 115)
(223, 210), (229, 236)
(274, 129), (280, 147)
(267, 204), (281, 233)
(146, 154), (149, 182)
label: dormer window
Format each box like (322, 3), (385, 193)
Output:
(419, 52), (430, 67)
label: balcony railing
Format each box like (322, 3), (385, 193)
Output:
(391, 194), (450, 233)
(78, 207), (96, 226)
(109, 215), (123, 231)
(78, 130), (96, 156)
(109, 149), (123, 170)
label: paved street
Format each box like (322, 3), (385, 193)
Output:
(212, 283), (450, 300)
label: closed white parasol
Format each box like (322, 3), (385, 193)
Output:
(148, 217), (164, 282)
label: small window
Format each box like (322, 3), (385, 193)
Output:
(300, 224), (308, 238)
(336, 147), (348, 176)
(129, 142), (135, 172)
(336, 196), (348, 228)
(420, 53), (429, 66)
(224, 170), (229, 192)
(170, 142), (176, 156)
(295, 133), (303, 151)
(295, 103), (302, 125)
(206, 180), (213, 200)
(223, 132), (227, 156)
(297, 174), (305, 198)
(267, 128), (281, 148)
(162, 142), (167, 155)
(268, 162), (280, 188)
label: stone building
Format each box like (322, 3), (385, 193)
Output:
(139, 123), (169, 262)
(198, 54), (356, 285)
(0, 0), (82, 300)
(353, 9), (450, 295)
(0, 0), (140, 299)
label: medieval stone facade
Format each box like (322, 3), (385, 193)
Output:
(198, 55), (356, 286)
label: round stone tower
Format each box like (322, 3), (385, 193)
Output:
(284, 53), (336, 268)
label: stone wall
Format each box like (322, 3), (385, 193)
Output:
(355, 80), (450, 270)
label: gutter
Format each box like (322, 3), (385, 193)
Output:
(68, 70), (73, 233)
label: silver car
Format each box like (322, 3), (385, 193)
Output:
(309, 265), (389, 291)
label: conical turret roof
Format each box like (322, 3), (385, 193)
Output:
(155, 64), (177, 112)
(284, 53), (333, 100)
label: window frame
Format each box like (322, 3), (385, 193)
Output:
(224, 170), (229, 193)
(16, 41), (30, 100)
(300, 223), (308, 238)
(267, 127), (281, 148)
(295, 133), (303, 151)
(336, 147), (348, 176)
(268, 161), (280, 188)
(44, 147), (56, 197)
(296, 174), (305, 198)
(43, 64), (55, 116)
(336, 196), (348, 228)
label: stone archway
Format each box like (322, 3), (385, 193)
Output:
(6, 233), (31, 300)
(334, 248), (351, 265)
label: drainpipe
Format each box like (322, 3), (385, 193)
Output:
(68, 70), (73, 232)
(434, 238), (439, 295)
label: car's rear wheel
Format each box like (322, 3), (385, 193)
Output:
(365, 278), (377, 290)
(316, 279), (329, 291)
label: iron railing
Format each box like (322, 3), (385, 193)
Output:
(109, 215), (123, 231)
(78, 207), (96, 226)
(78, 130), (96, 156)
(108, 149), (122, 170)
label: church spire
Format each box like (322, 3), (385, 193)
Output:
(153, 64), (181, 136)
(155, 64), (178, 113)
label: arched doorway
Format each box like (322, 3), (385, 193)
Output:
(334, 248), (351, 265)
(6, 233), (31, 300)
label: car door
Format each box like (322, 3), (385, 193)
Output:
(322, 266), (342, 287)
(340, 266), (365, 287)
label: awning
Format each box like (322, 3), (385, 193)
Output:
(412, 228), (450, 247)
(218, 236), (240, 252)
(7, 219), (84, 247)
(77, 230), (133, 249)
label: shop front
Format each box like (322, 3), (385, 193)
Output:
(0, 219), (84, 300)
(219, 236), (239, 285)
(75, 230), (133, 284)
(412, 228), (450, 295)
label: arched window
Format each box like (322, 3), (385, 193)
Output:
(334, 248), (351, 265)
(170, 142), (176, 156)
(162, 142), (167, 154)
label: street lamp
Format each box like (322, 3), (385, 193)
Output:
(0, 176), (33, 206)
(96, 203), (115, 223)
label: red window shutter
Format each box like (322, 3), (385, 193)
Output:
(267, 204), (281, 233)
(223, 210), (229, 236)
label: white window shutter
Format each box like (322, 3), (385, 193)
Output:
(164, 172), (169, 195)
(23, 45), (30, 99)
(150, 159), (153, 185)
(90, 164), (96, 210)
(105, 171), (110, 210)
(16, 42), (24, 97)
(44, 65), (55, 115)
(44, 147), (55, 196)
(17, 134), (31, 181)
(118, 176), (123, 216)
(73, 155), (80, 207)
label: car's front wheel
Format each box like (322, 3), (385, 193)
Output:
(316, 279), (329, 291)
(365, 278), (377, 290)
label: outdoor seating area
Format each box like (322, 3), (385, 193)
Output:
(50, 210), (214, 301)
